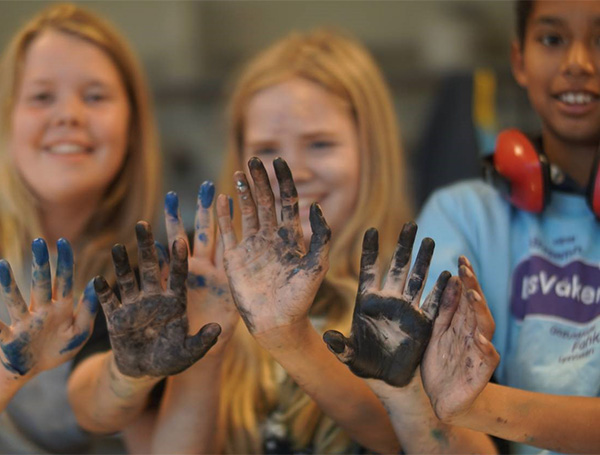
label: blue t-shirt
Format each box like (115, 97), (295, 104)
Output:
(416, 179), (600, 455)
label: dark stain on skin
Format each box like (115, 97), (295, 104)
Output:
(0, 333), (32, 376)
(97, 225), (221, 378)
(388, 222), (417, 279)
(496, 417), (508, 424)
(199, 181), (215, 209)
(431, 429), (449, 446)
(187, 273), (206, 289)
(0, 260), (11, 292)
(31, 239), (51, 302)
(56, 238), (73, 298)
(165, 192), (179, 220)
(465, 357), (473, 368)
(59, 330), (90, 354)
(324, 224), (448, 388)
(405, 238), (435, 298)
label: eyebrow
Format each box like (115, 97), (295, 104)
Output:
(532, 15), (600, 27)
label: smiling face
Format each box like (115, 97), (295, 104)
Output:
(511, 0), (600, 146)
(9, 29), (130, 207)
(243, 78), (361, 246)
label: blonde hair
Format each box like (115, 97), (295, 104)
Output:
(218, 28), (412, 453)
(0, 3), (161, 290)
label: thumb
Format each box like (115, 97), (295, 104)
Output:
(323, 330), (355, 366)
(185, 322), (222, 362)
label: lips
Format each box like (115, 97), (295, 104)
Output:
(43, 142), (93, 155)
(554, 91), (598, 105)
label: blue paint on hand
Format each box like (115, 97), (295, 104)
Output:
(83, 280), (99, 314)
(197, 233), (208, 245)
(59, 330), (89, 354)
(187, 273), (206, 289)
(56, 239), (74, 298)
(1, 333), (32, 376)
(199, 181), (215, 209)
(229, 196), (234, 219)
(0, 260), (11, 288)
(31, 238), (49, 265)
(155, 241), (169, 267)
(165, 192), (179, 219)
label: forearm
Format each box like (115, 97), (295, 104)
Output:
(255, 319), (400, 454)
(68, 351), (161, 433)
(368, 376), (497, 454)
(151, 354), (224, 454)
(453, 383), (600, 453)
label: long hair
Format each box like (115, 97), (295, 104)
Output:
(0, 3), (161, 291)
(217, 28), (412, 453)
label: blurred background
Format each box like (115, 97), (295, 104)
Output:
(0, 0), (540, 221)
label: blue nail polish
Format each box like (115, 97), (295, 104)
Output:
(0, 261), (11, 287)
(165, 192), (179, 219)
(57, 239), (73, 297)
(31, 238), (49, 265)
(199, 181), (215, 209)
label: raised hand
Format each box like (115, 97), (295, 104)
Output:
(0, 239), (97, 378)
(94, 221), (221, 378)
(421, 272), (499, 422)
(216, 157), (331, 337)
(323, 222), (451, 387)
(164, 182), (239, 353)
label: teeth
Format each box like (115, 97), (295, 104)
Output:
(559, 92), (593, 105)
(47, 144), (87, 155)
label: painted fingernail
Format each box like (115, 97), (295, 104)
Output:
(199, 181), (215, 209)
(323, 331), (345, 354)
(165, 192), (179, 219)
(32, 238), (49, 265)
(0, 261), (11, 287)
(57, 238), (74, 269)
(93, 275), (109, 293)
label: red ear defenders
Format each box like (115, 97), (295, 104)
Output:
(482, 129), (600, 218)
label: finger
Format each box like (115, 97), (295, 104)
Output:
(449, 285), (473, 338)
(383, 222), (417, 293)
(303, 203), (332, 273)
(30, 238), (51, 310)
(403, 237), (435, 305)
(467, 289), (495, 340)
(155, 241), (169, 290)
(458, 256), (484, 298)
(111, 244), (139, 304)
(136, 222), (162, 295)
(430, 276), (462, 340)
(234, 171), (258, 238)
(273, 158), (304, 250)
(421, 271), (452, 321)
(169, 238), (188, 299)
(73, 279), (100, 337)
(323, 330), (355, 366)
(0, 260), (28, 322)
(54, 238), (74, 302)
(165, 192), (189, 252)
(247, 158), (277, 234)
(473, 328), (500, 367)
(216, 194), (238, 250)
(194, 181), (216, 259)
(93, 275), (120, 317)
(185, 322), (222, 361)
(358, 228), (380, 296)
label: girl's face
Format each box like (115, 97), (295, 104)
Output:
(9, 30), (130, 207)
(243, 78), (361, 246)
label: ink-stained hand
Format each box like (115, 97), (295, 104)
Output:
(94, 221), (221, 378)
(421, 272), (499, 422)
(164, 182), (238, 354)
(0, 239), (98, 379)
(323, 223), (451, 388)
(216, 157), (331, 337)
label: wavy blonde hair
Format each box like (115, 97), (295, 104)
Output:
(217, 28), (412, 453)
(0, 3), (161, 291)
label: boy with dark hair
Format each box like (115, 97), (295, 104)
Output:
(416, 1), (600, 453)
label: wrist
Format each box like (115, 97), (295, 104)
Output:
(106, 354), (162, 392)
(253, 317), (314, 353)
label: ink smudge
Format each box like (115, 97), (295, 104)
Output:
(59, 330), (90, 354)
(199, 181), (215, 209)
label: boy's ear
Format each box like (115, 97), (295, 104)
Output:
(510, 40), (528, 88)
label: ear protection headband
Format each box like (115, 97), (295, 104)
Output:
(482, 129), (600, 218)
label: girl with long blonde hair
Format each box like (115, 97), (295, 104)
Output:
(151, 28), (411, 454)
(0, 3), (161, 452)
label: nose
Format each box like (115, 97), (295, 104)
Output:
(52, 95), (85, 128)
(281, 147), (313, 184)
(562, 40), (595, 77)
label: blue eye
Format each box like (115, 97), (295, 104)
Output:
(84, 92), (107, 103)
(309, 140), (335, 150)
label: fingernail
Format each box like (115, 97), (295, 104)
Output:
(57, 238), (74, 269)
(165, 192), (179, 218)
(199, 181), (215, 209)
(32, 238), (49, 265)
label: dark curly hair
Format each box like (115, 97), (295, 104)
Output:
(516, 0), (535, 48)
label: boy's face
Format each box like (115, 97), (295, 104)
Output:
(511, 0), (600, 146)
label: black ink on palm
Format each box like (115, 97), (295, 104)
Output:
(324, 223), (450, 387)
(94, 222), (221, 378)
